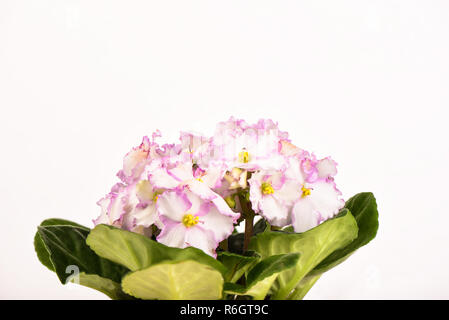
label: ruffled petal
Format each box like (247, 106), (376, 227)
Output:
(184, 226), (217, 257)
(317, 157), (338, 179)
(157, 189), (192, 222)
(210, 117), (290, 171)
(291, 199), (321, 233)
(133, 203), (158, 227)
(186, 179), (217, 201)
(117, 136), (154, 184)
(306, 181), (344, 220)
(291, 180), (344, 232)
(135, 180), (155, 203)
(258, 196), (290, 227)
(157, 222), (187, 248)
(167, 162), (194, 182)
(93, 197), (110, 225)
(199, 163), (226, 189)
(197, 204), (236, 242)
(149, 164), (181, 189)
(184, 189), (203, 215)
(273, 179), (302, 204)
(280, 140), (301, 156)
(93, 183), (129, 226)
(283, 156), (305, 183)
(211, 196), (240, 221)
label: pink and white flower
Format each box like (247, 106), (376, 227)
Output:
(94, 180), (161, 235)
(117, 135), (160, 184)
(210, 117), (288, 172)
(156, 187), (240, 257)
(288, 155), (344, 232)
(149, 158), (224, 200)
(248, 168), (302, 227)
(95, 118), (345, 256)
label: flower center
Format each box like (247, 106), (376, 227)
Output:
(136, 180), (160, 202)
(301, 185), (311, 197)
(182, 214), (199, 228)
(261, 182), (274, 195)
(238, 150), (250, 163)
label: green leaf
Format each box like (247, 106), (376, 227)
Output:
(289, 193), (379, 300)
(287, 273), (322, 300)
(246, 253), (300, 288)
(122, 260), (223, 300)
(217, 251), (260, 283)
(227, 233), (245, 254)
(37, 224), (128, 284)
(224, 274), (278, 300)
(253, 218), (269, 234)
(249, 209), (358, 300)
(69, 272), (133, 300)
(86, 224), (226, 275)
(312, 192), (379, 273)
(39, 218), (88, 228)
(224, 253), (300, 300)
(34, 219), (88, 272)
(35, 232), (55, 272)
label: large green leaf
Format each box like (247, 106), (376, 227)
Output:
(35, 220), (131, 299)
(249, 209), (358, 300)
(224, 275), (278, 300)
(227, 233), (245, 254)
(246, 253), (300, 287)
(289, 192), (379, 299)
(86, 224), (226, 275)
(37, 224), (128, 284)
(122, 260), (223, 300)
(224, 253), (299, 300)
(34, 218), (87, 272)
(312, 192), (379, 273)
(69, 272), (133, 300)
(217, 251), (260, 283)
(287, 274), (321, 300)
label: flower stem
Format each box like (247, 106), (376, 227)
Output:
(238, 193), (254, 252)
(243, 212), (254, 252)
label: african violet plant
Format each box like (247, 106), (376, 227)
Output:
(34, 118), (378, 300)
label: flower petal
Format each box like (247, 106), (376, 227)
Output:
(258, 196), (290, 227)
(307, 180), (344, 220)
(291, 199), (321, 233)
(157, 222), (187, 248)
(157, 189), (192, 222)
(184, 226), (217, 257)
(133, 203), (158, 227)
(317, 157), (338, 179)
(197, 204), (236, 242)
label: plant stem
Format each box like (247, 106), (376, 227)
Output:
(243, 212), (254, 252)
(238, 193), (254, 252)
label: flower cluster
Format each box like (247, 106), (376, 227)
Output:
(94, 118), (344, 257)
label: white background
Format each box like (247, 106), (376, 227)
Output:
(1, 0), (448, 299)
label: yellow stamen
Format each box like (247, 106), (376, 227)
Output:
(301, 185), (311, 197)
(182, 214), (199, 228)
(197, 178), (203, 182)
(238, 150), (250, 163)
(261, 182), (274, 195)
